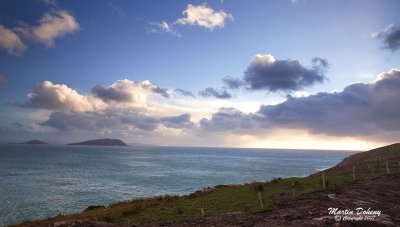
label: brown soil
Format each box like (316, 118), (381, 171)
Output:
(43, 175), (400, 227)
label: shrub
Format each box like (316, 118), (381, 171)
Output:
(84, 205), (105, 212)
(251, 182), (264, 192)
(270, 177), (282, 184)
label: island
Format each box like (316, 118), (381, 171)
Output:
(21, 140), (48, 145)
(67, 138), (128, 146)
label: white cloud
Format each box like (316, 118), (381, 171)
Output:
(293, 91), (310, 98)
(18, 10), (79, 47)
(108, 3), (126, 17)
(0, 24), (27, 55)
(175, 3), (233, 30)
(11, 81), (103, 112)
(149, 21), (181, 37)
(371, 23), (395, 38)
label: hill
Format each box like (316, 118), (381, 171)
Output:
(68, 138), (128, 146)
(22, 140), (48, 145)
(312, 142), (400, 176)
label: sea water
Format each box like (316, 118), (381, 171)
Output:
(0, 144), (355, 226)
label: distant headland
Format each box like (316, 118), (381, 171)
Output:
(22, 140), (48, 145)
(67, 138), (128, 146)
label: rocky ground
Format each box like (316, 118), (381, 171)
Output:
(45, 175), (400, 227)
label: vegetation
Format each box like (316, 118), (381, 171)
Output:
(11, 143), (400, 227)
(22, 140), (48, 145)
(67, 138), (127, 146)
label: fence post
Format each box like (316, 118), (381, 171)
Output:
(200, 204), (205, 217)
(376, 156), (379, 169)
(322, 172), (326, 189)
(371, 164), (374, 176)
(291, 181), (295, 199)
(258, 191), (264, 209)
(353, 165), (355, 181)
(386, 161), (391, 174)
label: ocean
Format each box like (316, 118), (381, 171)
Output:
(0, 144), (355, 226)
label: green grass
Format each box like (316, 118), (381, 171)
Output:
(12, 173), (369, 226)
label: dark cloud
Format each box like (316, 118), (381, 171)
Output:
(222, 76), (243, 89)
(175, 88), (195, 98)
(41, 109), (195, 133)
(92, 79), (169, 103)
(12, 122), (24, 128)
(120, 115), (160, 131)
(243, 54), (328, 92)
(151, 86), (170, 98)
(41, 110), (161, 132)
(199, 87), (232, 99)
(161, 113), (193, 129)
(92, 85), (132, 102)
(200, 108), (257, 132)
(372, 24), (400, 51)
(41, 111), (99, 131)
(201, 69), (400, 137)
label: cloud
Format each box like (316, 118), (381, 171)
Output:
(0, 74), (7, 85)
(41, 110), (161, 132)
(201, 69), (400, 137)
(5, 70), (400, 148)
(41, 109), (195, 133)
(10, 79), (172, 113)
(108, 3), (126, 17)
(175, 88), (195, 97)
(17, 10), (79, 47)
(175, 3), (233, 30)
(200, 108), (257, 132)
(372, 23), (400, 51)
(222, 76), (244, 89)
(92, 79), (169, 104)
(199, 87), (232, 99)
(149, 21), (180, 37)
(161, 113), (193, 129)
(41, 0), (59, 8)
(242, 54), (328, 92)
(9, 81), (99, 112)
(0, 24), (27, 55)
(218, 55), (328, 94)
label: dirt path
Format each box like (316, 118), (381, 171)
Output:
(140, 175), (400, 227)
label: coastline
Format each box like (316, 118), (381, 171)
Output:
(6, 143), (400, 226)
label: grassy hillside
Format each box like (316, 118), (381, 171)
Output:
(313, 142), (400, 176)
(11, 143), (400, 227)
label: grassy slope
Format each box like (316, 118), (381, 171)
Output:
(314, 142), (400, 176)
(12, 143), (400, 226)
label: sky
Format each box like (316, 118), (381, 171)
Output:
(0, 0), (399, 150)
